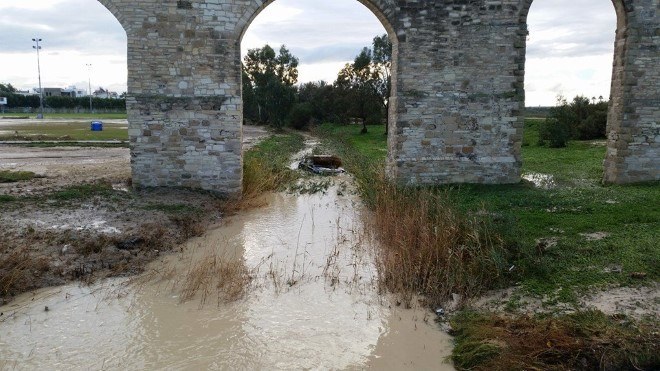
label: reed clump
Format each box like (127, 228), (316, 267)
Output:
(180, 254), (251, 305)
(238, 133), (304, 209)
(368, 176), (510, 307)
(315, 126), (511, 307)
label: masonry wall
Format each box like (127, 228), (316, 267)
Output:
(603, 0), (660, 183)
(386, 1), (525, 185)
(98, 0), (658, 195)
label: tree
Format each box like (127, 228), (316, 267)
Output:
(334, 35), (392, 134)
(243, 45), (299, 128)
(539, 94), (609, 147)
(0, 83), (17, 93)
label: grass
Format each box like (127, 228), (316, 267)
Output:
(316, 120), (659, 370)
(242, 132), (305, 201)
(315, 123), (512, 307)
(450, 310), (659, 370)
(0, 170), (37, 183)
(1, 112), (126, 119)
(0, 121), (128, 141)
(316, 121), (659, 303)
(50, 182), (116, 201)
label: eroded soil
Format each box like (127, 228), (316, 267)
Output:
(0, 125), (269, 305)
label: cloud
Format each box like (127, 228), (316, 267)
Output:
(2, 0), (617, 105)
(0, 0), (126, 56)
(526, 0), (615, 58)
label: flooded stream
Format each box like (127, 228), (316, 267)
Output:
(0, 177), (453, 370)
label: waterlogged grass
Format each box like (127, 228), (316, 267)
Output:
(142, 203), (201, 214)
(0, 170), (37, 183)
(0, 121), (128, 141)
(316, 122), (659, 302)
(316, 124), (512, 306)
(450, 310), (659, 370)
(0, 195), (16, 203)
(50, 182), (116, 201)
(242, 132), (305, 199)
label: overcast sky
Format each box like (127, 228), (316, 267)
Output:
(0, 0), (616, 106)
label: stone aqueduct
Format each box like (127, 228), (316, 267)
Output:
(97, 0), (658, 196)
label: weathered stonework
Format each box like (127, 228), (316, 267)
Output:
(97, 0), (659, 195)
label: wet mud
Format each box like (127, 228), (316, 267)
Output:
(0, 177), (454, 369)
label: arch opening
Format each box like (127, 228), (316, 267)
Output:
(521, 0), (620, 184)
(239, 0), (398, 141)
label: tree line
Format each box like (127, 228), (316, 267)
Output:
(0, 83), (126, 111)
(539, 95), (609, 147)
(243, 34), (392, 133)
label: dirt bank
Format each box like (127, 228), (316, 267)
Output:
(0, 125), (269, 305)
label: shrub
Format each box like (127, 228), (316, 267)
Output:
(288, 102), (314, 130)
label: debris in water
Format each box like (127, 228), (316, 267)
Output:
(298, 155), (345, 175)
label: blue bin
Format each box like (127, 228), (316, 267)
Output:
(91, 121), (103, 131)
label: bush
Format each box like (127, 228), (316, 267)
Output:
(539, 117), (571, 148)
(539, 95), (608, 147)
(288, 102), (314, 130)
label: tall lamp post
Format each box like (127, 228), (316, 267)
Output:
(86, 63), (93, 113)
(32, 37), (44, 119)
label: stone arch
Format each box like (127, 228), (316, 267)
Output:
(94, 0), (656, 195)
(520, 0), (658, 183)
(235, 0), (399, 42)
(95, 0), (131, 33)
(235, 0), (401, 151)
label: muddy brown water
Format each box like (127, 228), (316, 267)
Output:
(0, 178), (454, 370)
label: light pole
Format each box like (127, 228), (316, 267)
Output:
(32, 37), (44, 119)
(86, 63), (93, 113)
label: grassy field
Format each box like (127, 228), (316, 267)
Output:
(317, 121), (659, 369)
(1, 112), (126, 119)
(0, 121), (128, 141)
(316, 121), (659, 303)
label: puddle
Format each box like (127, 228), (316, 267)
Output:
(48, 220), (122, 234)
(522, 172), (556, 189)
(111, 183), (129, 192)
(0, 178), (454, 370)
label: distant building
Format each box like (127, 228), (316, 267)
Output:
(31, 86), (87, 98)
(93, 87), (119, 99)
(61, 86), (87, 97)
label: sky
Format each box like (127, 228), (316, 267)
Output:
(0, 0), (616, 106)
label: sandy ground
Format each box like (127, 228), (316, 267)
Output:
(0, 125), (270, 304)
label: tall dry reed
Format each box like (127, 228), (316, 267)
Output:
(315, 127), (511, 308)
(368, 176), (509, 307)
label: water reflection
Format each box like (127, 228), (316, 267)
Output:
(0, 179), (453, 370)
(522, 172), (556, 189)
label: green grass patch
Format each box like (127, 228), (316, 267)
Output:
(49, 182), (115, 201)
(0, 170), (36, 183)
(18, 141), (129, 148)
(315, 121), (660, 301)
(0, 195), (16, 203)
(0, 121), (128, 141)
(450, 310), (659, 370)
(242, 132), (306, 198)
(51, 113), (126, 119)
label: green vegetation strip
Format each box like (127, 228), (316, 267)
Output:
(242, 132), (305, 197)
(0, 121), (128, 142)
(0, 170), (36, 183)
(316, 121), (659, 370)
(317, 122), (659, 300)
(450, 311), (659, 370)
